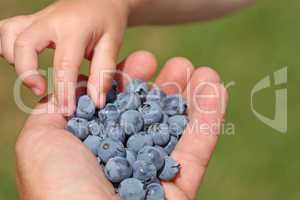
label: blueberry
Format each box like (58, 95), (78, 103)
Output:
(168, 115), (188, 138)
(125, 149), (137, 167)
(164, 136), (178, 155)
(66, 117), (89, 140)
(144, 177), (160, 186)
(161, 94), (187, 116)
(106, 80), (118, 103)
(125, 79), (149, 100)
(148, 123), (170, 146)
(118, 178), (146, 200)
(120, 110), (144, 136)
(127, 132), (153, 153)
(145, 183), (165, 200)
(138, 101), (163, 126)
(104, 157), (132, 183)
(132, 160), (157, 183)
(137, 146), (165, 171)
(159, 156), (180, 181)
(64, 79), (189, 196)
(76, 95), (96, 120)
(83, 135), (102, 156)
(97, 112), (106, 123)
(154, 145), (168, 158)
(161, 112), (169, 124)
(115, 92), (141, 112)
(98, 103), (120, 122)
(88, 119), (105, 136)
(106, 123), (125, 143)
(97, 138), (126, 163)
(104, 120), (118, 128)
(106, 89), (117, 103)
(146, 88), (166, 104)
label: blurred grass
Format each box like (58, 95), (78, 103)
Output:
(0, 0), (298, 199)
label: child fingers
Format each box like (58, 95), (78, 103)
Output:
(88, 33), (121, 108)
(53, 37), (87, 116)
(0, 23), (18, 64)
(76, 51), (157, 96)
(14, 23), (53, 96)
(0, 16), (33, 64)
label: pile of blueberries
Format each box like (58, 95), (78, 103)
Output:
(66, 79), (188, 200)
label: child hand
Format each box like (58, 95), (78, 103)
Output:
(0, 0), (132, 114)
(0, 0), (252, 116)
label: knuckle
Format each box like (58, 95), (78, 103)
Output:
(54, 69), (66, 84)
(0, 15), (33, 35)
(0, 19), (22, 34)
(15, 36), (31, 49)
(57, 95), (70, 108)
(56, 57), (74, 70)
(0, 22), (13, 34)
(59, 60), (72, 70)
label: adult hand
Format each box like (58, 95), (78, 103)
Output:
(16, 51), (228, 200)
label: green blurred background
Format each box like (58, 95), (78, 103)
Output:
(0, 0), (298, 199)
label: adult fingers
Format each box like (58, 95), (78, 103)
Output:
(115, 50), (157, 91)
(53, 37), (87, 116)
(155, 57), (194, 94)
(88, 33), (121, 108)
(172, 67), (228, 199)
(14, 22), (52, 96)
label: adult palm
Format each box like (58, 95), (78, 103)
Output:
(16, 51), (227, 200)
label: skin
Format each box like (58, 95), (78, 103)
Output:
(0, 0), (251, 115)
(16, 51), (228, 200)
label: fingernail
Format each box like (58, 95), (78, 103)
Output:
(32, 87), (42, 96)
